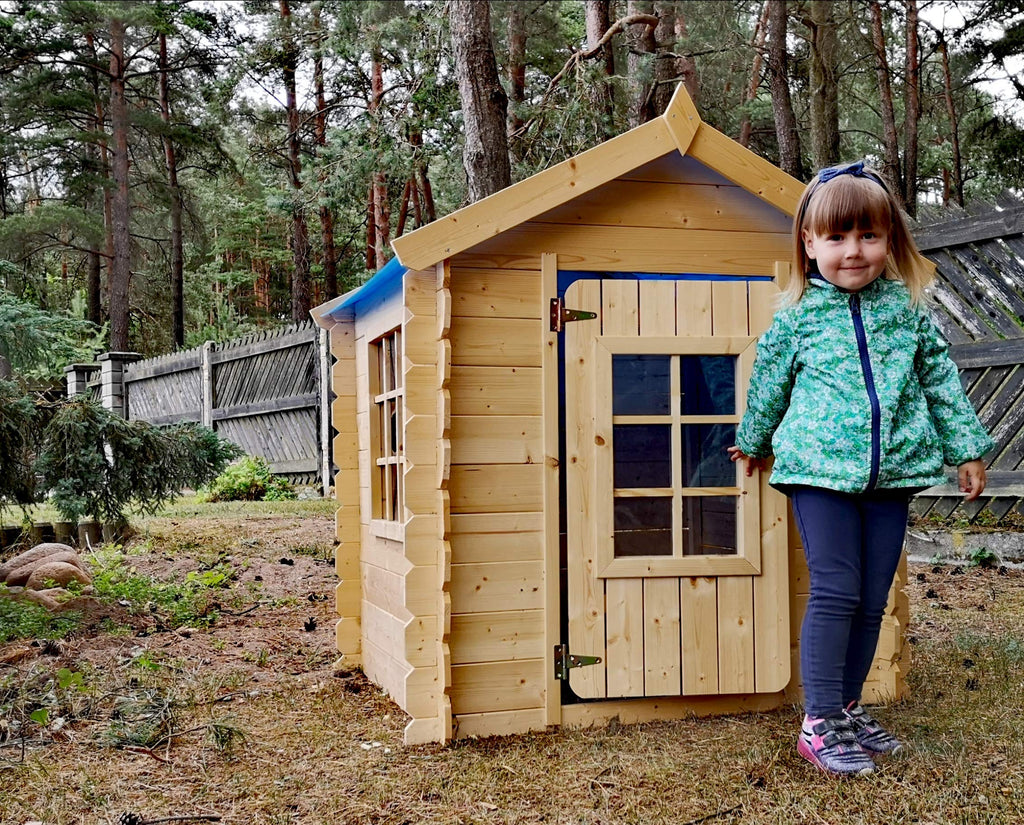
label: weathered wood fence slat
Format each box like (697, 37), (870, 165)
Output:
(110, 320), (333, 490)
(914, 194), (1024, 524)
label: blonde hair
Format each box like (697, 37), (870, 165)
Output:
(783, 165), (934, 305)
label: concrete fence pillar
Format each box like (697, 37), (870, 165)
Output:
(96, 351), (141, 417)
(65, 363), (98, 398)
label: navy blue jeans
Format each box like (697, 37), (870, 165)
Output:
(789, 486), (911, 718)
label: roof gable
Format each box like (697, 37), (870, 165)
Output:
(391, 85), (803, 271)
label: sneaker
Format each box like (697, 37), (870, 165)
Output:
(844, 701), (904, 754)
(797, 715), (876, 776)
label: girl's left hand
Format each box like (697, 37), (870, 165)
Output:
(958, 459), (987, 501)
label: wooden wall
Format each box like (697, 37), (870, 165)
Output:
(445, 259), (551, 739)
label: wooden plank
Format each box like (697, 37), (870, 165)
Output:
(533, 180), (792, 234)
(601, 279), (639, 336)
(749, 277), (781, 337)
(640, 279), (677, 336)
(643, 578), (682, 695)
(448, 317), (544, 366)
(604, 579), (645, 697)
(681, 577), (719, 695)
(449, 610), (546, 664)
(914, 204), (1024, 250)
(449, 366), (542, 415)
(717, 576), (755, 693)
(210, 326), (316, 366)
(450, 269), (543, 319)
(449, 561), (544, 612)
(452, 708), (547, 739)
(565, 279), (607, 698)
(931, 249), (1021, 338)
(541, 251), (561, 729)
(753, 472), (790, 693)
(687, 122), (802, 217)
(949, 338), (1024, 369)
(211, 392), (317, 422)
(391, 118), (676, 270)
(464, 224), (789, 277)
(712, 280), (750, 336)
(449, 659), (547, 714)
(449, 464), (544, 514)
(676, 280), (713, 336)
(449, 525), (543, 564)
(449, 416), (544, 464)
(559, 692), (785, 728)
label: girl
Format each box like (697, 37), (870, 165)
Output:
(729, 161), (993, 777)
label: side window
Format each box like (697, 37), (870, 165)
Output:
(370, 329), (403, 521)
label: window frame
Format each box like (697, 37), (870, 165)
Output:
(592, 335), (762, 579)
(368, 328), (404, 527)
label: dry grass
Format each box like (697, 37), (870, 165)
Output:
(3, 506), (1024, 824)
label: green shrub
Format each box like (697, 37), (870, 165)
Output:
(34, 398), (242, 524)
(200, 455), (297, 503)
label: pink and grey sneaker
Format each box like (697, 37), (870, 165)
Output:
(798, 715), (876, 776)
(843, 701), (904, 754)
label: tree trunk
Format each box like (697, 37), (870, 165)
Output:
(869, 0), (903, 203)
(626, 0), (657, 127)
(108, 17), (132, 352)
(766, 0), (802, 178)
(806, 0), (840, 169)
(280, 0), (312, 321)
(312, 5), (338, 298)
(674, 4), (698, 103)
(507, 2), (526, 140)
(739, 2), (770, 148)
(86, 30), (112, 324)
(158, 32), (184, 349)
(939, 36), (964, 208)
(449, 0), (512, 202)
(652, 2), (676, 116)
(585, 0), (616, 141)
(904, 0), (920, 217)
(369, 49), (389, 266)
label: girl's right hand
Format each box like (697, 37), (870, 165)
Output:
(727, 445), (767, 477)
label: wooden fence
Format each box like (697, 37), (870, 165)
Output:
(913, 193), (1024, 523)
(121, 321), (332, 489)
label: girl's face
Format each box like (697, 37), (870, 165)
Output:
(802, 224), (890, 292)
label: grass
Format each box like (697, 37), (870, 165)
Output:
(3, 503), (1024, 823)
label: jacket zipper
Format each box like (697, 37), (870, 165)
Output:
(849, 293), (881, 490)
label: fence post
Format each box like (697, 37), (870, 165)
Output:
(318, 326), (332, 496)
(97, 352), (141, 416)
(64, 363), (96, 398)
(201, 340), (214, 429)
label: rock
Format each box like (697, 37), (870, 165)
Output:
(0, 542), (76, 582)
(25, 561), (91, 591)
(0, 586), (60, 612)
(3, 551), (89, 587)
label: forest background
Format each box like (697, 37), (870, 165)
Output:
(2, 0), (1024, 379)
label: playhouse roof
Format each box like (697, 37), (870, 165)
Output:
(312, 85), (802, 327)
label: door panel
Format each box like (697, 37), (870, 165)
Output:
(565, 276), (790, 699)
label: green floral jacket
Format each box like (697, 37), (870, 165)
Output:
(735, 275), (993, 493)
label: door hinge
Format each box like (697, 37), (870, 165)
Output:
(554, 644), (602, 681)
(550, 297), (597, 332)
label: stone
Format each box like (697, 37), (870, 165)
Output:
(3, 551), (89, 587)
(0, 543), (77, 581)
(25, 561), (92, 591)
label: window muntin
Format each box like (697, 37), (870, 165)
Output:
(370, 329), (403, 522)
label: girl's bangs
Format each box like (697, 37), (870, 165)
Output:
(803, 177), (893, 235)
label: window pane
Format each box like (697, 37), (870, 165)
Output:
(614, 497), (673, 557)
(612, 355), (671, 415)
(680, 356), (735, 415)
(681, 424), (736, 487)
(682, 496), (737, 555)
(613, 425), (671, 488)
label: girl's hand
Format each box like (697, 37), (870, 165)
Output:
(958, 459), (987, 501)
(727, 445), (767, 477)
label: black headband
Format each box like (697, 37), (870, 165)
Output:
(797, 160), (891, 232)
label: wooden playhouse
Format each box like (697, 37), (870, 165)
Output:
(310, 85), (910, 745)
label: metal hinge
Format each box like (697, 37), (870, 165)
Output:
(554, 644), (602, 681)
(550, 297), (597, 332)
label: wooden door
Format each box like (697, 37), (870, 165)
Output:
(564, 277), (790, 700)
